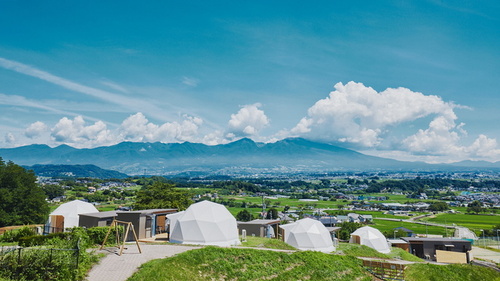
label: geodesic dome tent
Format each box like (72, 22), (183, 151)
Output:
(167, 200), (241, 246)
(349, 226), (391, 254)
(279, 218), (335, 253)
(47, 200), (99, 232)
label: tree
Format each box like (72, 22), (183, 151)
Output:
(134, 181), (192, 210)
(42, 184), (65, 200)
(428, 202), (450, 212)
(337, 222), (363, 240)
(0, 158), (49, 226)
(236, 209), (253, 222)
(467, 200), (484, 214)
(266, 208), (278, 220)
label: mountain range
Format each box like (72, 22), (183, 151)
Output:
(0, 138), (498, 175)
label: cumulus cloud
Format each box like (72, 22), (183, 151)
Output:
(466, 135), (500, 159)
(51, 116), (113, 148)
(118, 112), (203, 143)
(228, 103), (269, 137)
(291, 81), (459, 147)
(4, 133), (15, 144)
(288, 81), (500, 161)
(25, 121), (48, 139)
(402, 116), (463, 155)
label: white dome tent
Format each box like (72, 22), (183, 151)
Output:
(47, 200), (98, 232)
(167, 201), (240, 246)
(349, 226), (391, 254)
(279, 218), (335, 253)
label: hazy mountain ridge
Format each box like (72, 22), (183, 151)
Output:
(1, 138), (498, 175)
(24, 164), (129, 179)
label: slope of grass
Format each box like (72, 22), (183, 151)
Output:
(127, 247), (372, 281)
(386, 247), (424, 262)
(239, 237), (296, 250)
(128, 245), (499, 281)
(405, 263), (500, 281)
(336, 243), (423, 262)
(336, 243), (389, 259)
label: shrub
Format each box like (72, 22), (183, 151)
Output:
(18, 232), (69, 247)
(1, 227), (101, 280)
(0, 226), (37, 243)
(86, 226), (124, 246)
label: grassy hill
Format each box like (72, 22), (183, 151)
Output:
(128, 247), (372, 281)
(128, 244), (500, 281)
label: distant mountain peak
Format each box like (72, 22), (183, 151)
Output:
(1, 138), (498, 175)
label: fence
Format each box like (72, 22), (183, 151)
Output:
(362, 259), (406, 281)
(476, 237), (500, 249)
(0, 245), (80, 280)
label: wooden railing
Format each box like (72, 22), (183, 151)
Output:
(362, 259), (406, 281)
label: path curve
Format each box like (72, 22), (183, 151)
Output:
(86, 244), (200, 281)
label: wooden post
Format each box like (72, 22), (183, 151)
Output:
(100, 219), (142, 256)
(99, 220), (115, 250)
(130, 222), (142, 254)
(120, 223), (131, 256)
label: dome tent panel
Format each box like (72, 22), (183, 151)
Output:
(167, 201), (240, 246)
(279, 218), (335, 253)
(349, 226), (391, 254)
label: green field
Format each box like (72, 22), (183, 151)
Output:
(424, 213), (500, 232)
(371, 219), (448, 237)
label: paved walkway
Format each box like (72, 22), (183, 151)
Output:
(471, 246), (500, 263)
(86, 244), (200, 281)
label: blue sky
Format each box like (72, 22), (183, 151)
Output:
(0, 1), (499, 163)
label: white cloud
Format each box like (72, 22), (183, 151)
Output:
(50, 116), (113, 148)
(291, 81), (458, 147)
(228, 103), (269, 137)
(4, 133), (15, 144)
(0, 57), (173, 122)
(25, 121), (48, 139)
(100, 80), (130, 93)
(288, 81), (500, 162)
(182, 76), (200, 87)
(466, 134), (500, 159)
(118, 113), (203, 143)
(402, 116), (463, 155)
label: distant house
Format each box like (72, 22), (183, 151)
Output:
(337, 215), (349, 223)
(238, 219), (280, 238)
(359, 214), (373, 223)
(318, 216), (340, 227)
(347, 213), (360, 223)
(393, 227), (415, 237)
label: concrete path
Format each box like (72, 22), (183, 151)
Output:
(86, 244), (200, 281)
(471, 246), (500, 263)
